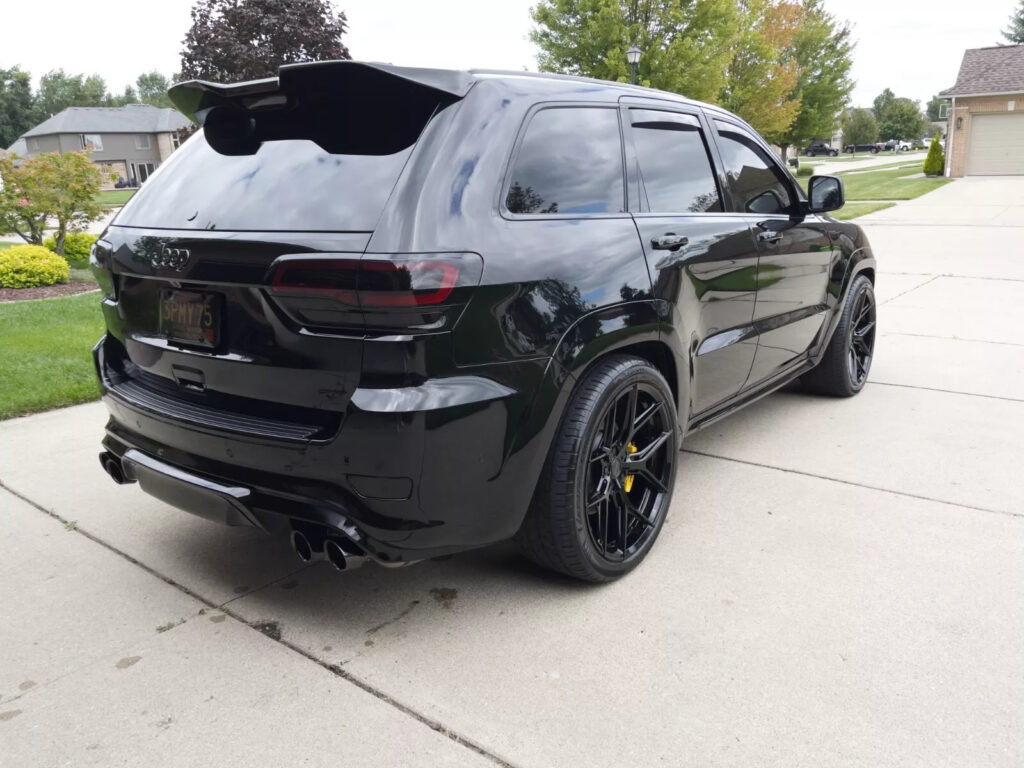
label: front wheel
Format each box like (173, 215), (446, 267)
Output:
(802, 275), (876, 397)
(829, 150), (839, 157)
(871, 147), (879, 154)
(516, 355), (679, 582)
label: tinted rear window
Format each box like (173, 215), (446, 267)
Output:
(505, 107), (624, 215)
(116, 133), (411, 232)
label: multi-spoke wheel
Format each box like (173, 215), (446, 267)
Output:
(803, 274), (876, 397)
(516, 355), (678, 582)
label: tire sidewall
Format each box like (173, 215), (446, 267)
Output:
(841, 276), (875, 394)
(570, 361), (679, 580)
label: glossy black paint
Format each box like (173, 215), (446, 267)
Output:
(93, 63), (876, 564)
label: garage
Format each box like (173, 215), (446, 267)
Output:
(965, 113), (1024, 175)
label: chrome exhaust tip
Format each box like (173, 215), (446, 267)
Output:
(324, 538), (367, 572)
(290, 530), (317, 563)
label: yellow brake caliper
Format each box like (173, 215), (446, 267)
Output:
(623, 443), (638, 493)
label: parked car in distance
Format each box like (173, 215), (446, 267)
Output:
(844, 143), (881, 154)
(91, 62), (878, 582)
(801, 141), (839, 157)
(882, 139), (912, 152)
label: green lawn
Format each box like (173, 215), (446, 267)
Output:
(96, 189), (135, 208)
(837, 165), (951, 201)
(830, 202), (896, 220)
(0, 241), (14, 249)
(0, 292), (105, 419)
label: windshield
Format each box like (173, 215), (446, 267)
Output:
(115, 132), (412, 232)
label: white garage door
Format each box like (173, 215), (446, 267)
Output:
(965, 112), (1024, 175)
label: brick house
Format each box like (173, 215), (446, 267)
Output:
(11, 104), (191, 189)
(940, 44), (1024, 177)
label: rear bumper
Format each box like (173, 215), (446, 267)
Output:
(94, 334), (556, 562)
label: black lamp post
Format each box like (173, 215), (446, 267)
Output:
(626, 46), (641, 85)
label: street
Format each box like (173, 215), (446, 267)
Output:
(1, 178), (1022, 767)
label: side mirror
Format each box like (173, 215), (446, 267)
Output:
(807, 175), (844, 214)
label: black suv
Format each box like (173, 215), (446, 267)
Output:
(801, 141), (838, 157)
(92, 62), (877, 582)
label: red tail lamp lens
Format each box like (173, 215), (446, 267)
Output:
(270, 255), (480, 308)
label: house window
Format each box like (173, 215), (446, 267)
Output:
(135, 134), (151, 150)
(939, 103), (949, 119)
(171, 131), (181, 150)
(81, 134), (103, 152)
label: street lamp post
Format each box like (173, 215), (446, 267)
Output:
(626, 46), (641, 85)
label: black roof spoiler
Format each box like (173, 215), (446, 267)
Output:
(167, 61), (476, 155)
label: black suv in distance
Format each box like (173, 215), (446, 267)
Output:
(801, 141), (839, 157)
(92, 62), (877, 582)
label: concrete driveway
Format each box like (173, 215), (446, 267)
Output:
(2, 178), (1022, 767)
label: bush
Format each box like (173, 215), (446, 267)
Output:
(44, 232), (97, 264)
(923, 134), (945, 176)
(796, 164), (816, 178)
(0, 244), (70, 288)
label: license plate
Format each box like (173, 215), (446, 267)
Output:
(160, 290), (220, 347)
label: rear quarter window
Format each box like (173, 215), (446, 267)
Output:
(505, 107), (624, 216)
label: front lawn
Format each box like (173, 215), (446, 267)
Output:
(96, 189), (135, 208)
(830, 202), (896, 220)
(0, 292), (105, 419)
(0, 241), (14, 249)
(838, 166), (951, 200)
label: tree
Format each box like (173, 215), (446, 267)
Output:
(33, 70), (111, 120)
(136, 71), (174, 108)
(841, 108), (878, 147)
(877, 97), (924, 141)
(925, 95), (946, 122)
(530, 0), (742, 103)
(923, 133), (945, 176)
(107, 85), (139, 107)
(0, 67), (34, 149)
(721, 0), (803, 139)
(180, 0), (351, 82)
(872, 88), (895, 119)
(0, 152), (108, 253)
(773, 0), (855, 157)
(1003, 0), (1024, 43)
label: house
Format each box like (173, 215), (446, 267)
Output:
(10, 104), (191, 188)
(940, 44), (1024, 177)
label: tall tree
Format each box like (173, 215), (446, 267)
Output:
(531, 0), (742, 103)
(774, 0), (855, 157)
(872, 88), (895, 119)
(877, 98), (924, 141)
(841, 108), (878, 147)
(180, 0), (351, 82)
(0, 67), (34, 149)
(107, 85), (139, 107)
(33, 70), (111, 120)
(136, 71), (173, 108)
(1003, 0), (1024, 43)
(925, 95), (945, 122)
(721, 0), (803, 139)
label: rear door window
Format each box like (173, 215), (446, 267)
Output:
(629, 109), (722, 213)
(714, 121), (794, 215)
(505, 107), (624, 215)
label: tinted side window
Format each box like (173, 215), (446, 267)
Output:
(630, 110), (721, 213)
(506, 107), (624, 215)
(714, 121), (793, 215)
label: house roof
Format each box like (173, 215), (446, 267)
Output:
(940, 44), (1024, 97)
(23, 104), (191, 138)
(6, 138), (27, 155)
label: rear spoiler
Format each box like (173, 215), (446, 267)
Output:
(167, 61), (476, 156)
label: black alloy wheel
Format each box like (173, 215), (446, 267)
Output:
(517, 355), (678, 582)
(803, 274), (876, 397)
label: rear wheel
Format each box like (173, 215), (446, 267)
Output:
(871, 147), (879, 154)
(803, 275), (876, 397)
(829, 150), (839, 157)
(517, 355), (678, 582)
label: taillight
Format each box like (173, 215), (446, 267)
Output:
(269, 253), (483, 331)
(90, 238), (117, 300)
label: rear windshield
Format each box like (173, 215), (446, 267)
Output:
(116, 132), (412, 232)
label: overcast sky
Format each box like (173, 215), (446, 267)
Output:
(4, 0), (1018, 108)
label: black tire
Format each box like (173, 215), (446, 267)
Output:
(829, 150), (839, 157)
(870, 147), (879, 154)
(516, 355), (679, 582)
(802, 275), (876, 397)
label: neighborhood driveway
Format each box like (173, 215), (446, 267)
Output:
(2, 179), (1022, 767)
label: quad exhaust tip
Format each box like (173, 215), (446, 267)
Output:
(290, 530), (317, 563)
(98, 452), (131, 485)
(324, 538), (367, 572)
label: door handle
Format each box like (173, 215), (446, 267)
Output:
(757, 230), (784, 246)
(652, 233), (689, 251)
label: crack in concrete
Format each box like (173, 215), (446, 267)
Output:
(681, 449), (1024, 521)
(868, 380), (1023, 403)
(0, 480), (513, 767)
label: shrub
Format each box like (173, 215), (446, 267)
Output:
(0, 244), (70, 288)
(923, 134), (945, 176)
(44, 232), (97, 265)
(796, 164), (816, 178)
